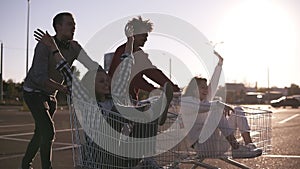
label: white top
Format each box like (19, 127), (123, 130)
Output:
(179, 62), (223, 148)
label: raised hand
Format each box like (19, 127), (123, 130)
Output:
(214, 50), (223, 66)
(34, 29), (66, 63)
(124, 24), (134, 54)
(34, 29), (56, 48)
(124, 24), (134, 39)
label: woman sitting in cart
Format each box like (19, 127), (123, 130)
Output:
(179, 50), (263, 158)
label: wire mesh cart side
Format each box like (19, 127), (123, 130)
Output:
(69, 98), (172, 169)
(69, 96), (272, 169)
(169, 106), (272, 169)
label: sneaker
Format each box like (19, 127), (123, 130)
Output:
(232, 143), (263, 159)
(158, 82), (173, 125)
(140, 157), (162, 169)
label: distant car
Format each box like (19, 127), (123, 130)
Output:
(270, 96), (300, 108)
(292, 95), (300, 102)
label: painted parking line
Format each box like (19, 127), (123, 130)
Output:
(0, 136), (73, 146)
(0, 145), (74, 161)
(263, 154), (300, 158)
(0, 128), (74, 147)
(278, 114), (299, 124)
(0, 128), (74, 137)
(0, 123), (34, 128)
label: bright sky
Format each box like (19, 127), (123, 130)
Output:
(0, 0), (299, 88)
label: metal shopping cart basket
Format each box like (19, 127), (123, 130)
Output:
(69, 96), (272, 169)
(154, 101), (273, 169)
(68, 97), (182, 169)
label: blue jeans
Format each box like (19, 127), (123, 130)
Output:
(21, 91), (56, 169)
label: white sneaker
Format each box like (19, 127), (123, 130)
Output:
(232, 143), (263, 158)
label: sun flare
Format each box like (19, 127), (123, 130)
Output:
(217, 0), (297, 87)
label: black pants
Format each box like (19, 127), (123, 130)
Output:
(21, 91), (56, 169)
(104, 106), (158, 168)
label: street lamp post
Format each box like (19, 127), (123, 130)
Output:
(267, 67), (270, 103)
(169, 58), (172, 80)
(0, 42), (3, 101)
(26, 0), (30, 75)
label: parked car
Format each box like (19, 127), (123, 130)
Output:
(292, 95), (300, 102)
(270, 96), (300, 108)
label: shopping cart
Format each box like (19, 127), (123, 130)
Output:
(153, 101), (272, 169)
(69, 97), (179, 169)
(69, 96), (272, 169)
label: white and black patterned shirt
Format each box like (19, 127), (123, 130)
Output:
(55, 53), (133, 104)
(110, 53), (134, 105)
(55, 59), (91, 101)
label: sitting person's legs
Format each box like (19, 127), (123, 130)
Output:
(228, 106), (253, 145)
(227, 106), (263, 158)
(215, 114), (239, 149)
